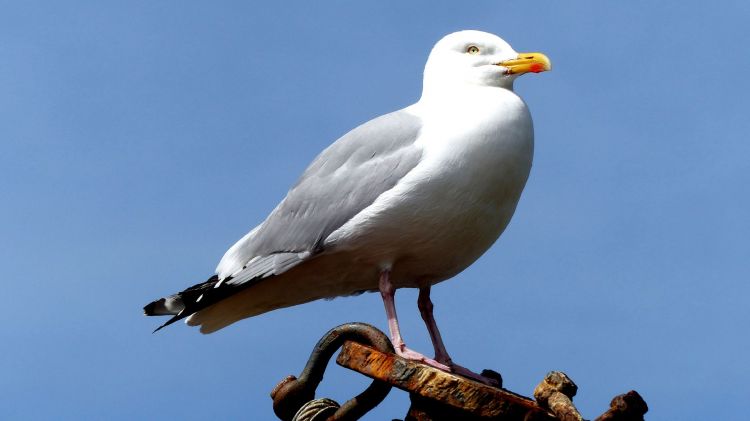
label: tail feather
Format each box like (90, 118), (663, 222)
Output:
(143, 252), (311, 333)
(143, 272), (272, 333)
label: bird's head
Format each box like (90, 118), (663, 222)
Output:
(423, 30), (550, 93)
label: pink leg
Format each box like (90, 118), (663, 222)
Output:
(418, 286), (500, 387)
(379, 270), (449, 371)
(417, 286), (452, 363)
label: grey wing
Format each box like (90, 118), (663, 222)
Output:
(218, 109), (424, 284)
(143, 109), (423, 331)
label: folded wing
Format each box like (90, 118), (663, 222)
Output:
(144, 109), (424, 331)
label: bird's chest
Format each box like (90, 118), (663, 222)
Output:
(330, 97), (534, 283)
(416, 97), (534, 212)
(392, 119), (532, 275)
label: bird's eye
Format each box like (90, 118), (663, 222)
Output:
(467, 45), (480, 54)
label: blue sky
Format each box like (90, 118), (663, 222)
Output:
(2, 1), (748, 420)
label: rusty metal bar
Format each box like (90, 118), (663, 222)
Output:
(336, 340), (556, 420)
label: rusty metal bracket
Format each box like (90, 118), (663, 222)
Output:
(271, 323), (648, 420)
(270, 322), (394, 421)
(336, 341), (648, 421)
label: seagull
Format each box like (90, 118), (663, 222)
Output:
(144, 30), (550, 383)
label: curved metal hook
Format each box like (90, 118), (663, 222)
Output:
(271, 322), (394, 421)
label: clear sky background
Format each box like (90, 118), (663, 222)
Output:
(2, 1), (748, 420)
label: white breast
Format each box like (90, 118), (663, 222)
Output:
(325, 86), (534, 286)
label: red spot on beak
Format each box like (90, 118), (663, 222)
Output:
(529, 63), (544, 73)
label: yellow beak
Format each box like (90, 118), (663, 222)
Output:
(498, 52), (551, 75)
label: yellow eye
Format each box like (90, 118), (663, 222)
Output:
(467, 45), (480, 54)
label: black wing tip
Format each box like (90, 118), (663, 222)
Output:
(143, 298), (166, 316)
(144, 273), (238, 333)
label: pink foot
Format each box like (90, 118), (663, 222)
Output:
(394, 344), (451, 371)
(394, 345), (500, 387)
